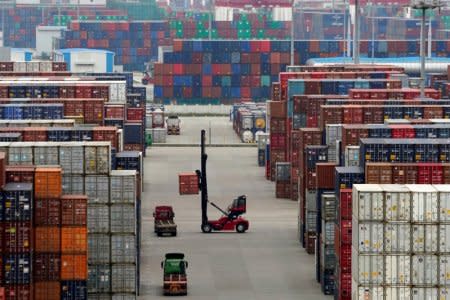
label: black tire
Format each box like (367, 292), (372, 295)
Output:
(172, 231), (177, 237)
(201, 223), (212, 233)
(142, 79), (148, 85)
(157, 232), (162, 237)
(236, 223), (246, 233)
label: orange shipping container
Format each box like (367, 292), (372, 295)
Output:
(61, 227), (87, 253)
(35, 227), (60, 252)
(34, 282), (60, 300)
(34, 167), (62, 199)
(61, 254), (88, 280)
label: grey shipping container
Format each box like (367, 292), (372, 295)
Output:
(88, 204), (110, 234)
(88, 293), (112, 300)
(88, 294), (112, 300)
(85, 145), (110, 174)
(34, 146), (59, 165)
(8, 146), (33, 165)
(275, 162), (290, 182)
(88, 264), (111, 293)
(112, 294), (136, 300)
(59, 145), (84, 174)
(111, 234), (136, 264)
(321, 193), (336, 221)
(110, 204), (136, 234)
(321, 220), (334, 245)
(62, 175), (84, 194)
(110, 171), (137, 204)
(85, 176), (110, 204)
(111, 264), (136, 293)
(88, 234), (110, 264)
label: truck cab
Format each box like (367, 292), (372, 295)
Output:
(161, 253), (188, 296)
(153, 206), (177, 236)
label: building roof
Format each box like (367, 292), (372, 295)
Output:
(56, 48), (115, 55)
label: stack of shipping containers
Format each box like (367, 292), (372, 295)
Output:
(0, 61), (145, 299)
(259, 62), (450, 299)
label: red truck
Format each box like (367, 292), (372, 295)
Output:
(153, 206), (177, 237)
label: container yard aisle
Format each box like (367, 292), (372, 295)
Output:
(163, 117), (242, 145)
(140, 145), (329, 299)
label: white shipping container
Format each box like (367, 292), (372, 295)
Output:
(39, 61), (52, 72)
(412, 224), (438, 253)
(440, 224), (450, 253)
(385, 287), (411, 299)
(354, 221), (383, 253)
(353, 184), (384, 221)
(439, 255), (450, 285)
(385, 255), (411, 284)
(26, 61), (40, 72)
(411, 254), (438, 285)
(13, 62), (26, 72)
(62, 175), (84, 194)
(354, 286), (383, 300)
(384, 223), (411, 253)
(411, 287), (438, 299)
(345, 145), (359, 167)
(434, 185), (450, 223)
(352, 252), (384, 284)
(440, 287), (450, 299)
(407, 184), (438, 223)
(382, 184), (411, 222)
(59, 145), (84, 174)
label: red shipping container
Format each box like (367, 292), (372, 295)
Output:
(343, 105), (363, 124)
(4, 285), (32, 300)
(5, 165), (35, 184)
(335, 269), (352, 300)
(339, 189), (352, 221)
(275, 182), (290, 199)
(179, 172), (199, 195)
(340, 220), (352, 245)
(33, 253), (61, 282)
(61, 195), (87, 226)
(173, 64), (183, 75)
(270, 133), (286, 149)
(22, 127), (48, 142)
(93, 127), (118, 150)
(268, 101), (286, 118)
(34, 199), (61, 226)
(126, 108), (144, 121)
(316, 163), (336, 189)
(202, 75), (212, 87)
(0, 222), (32, 253)
(105, 104), (125, 119)
(34, 282), (61, 300)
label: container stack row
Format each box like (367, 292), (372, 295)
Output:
(231, 103), (266, 143)
(58, 20), (172, 71)
(153, 39), (450, 104)
(0, 154), (90, 300)
(258, 63), (450, 299)
(0, 142), (141, 299)
(0, 70), (147, 154)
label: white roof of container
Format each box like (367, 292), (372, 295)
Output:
(380, 184), (411, 193)
(56, 48), (114, 55)
(405, 184), (437, 192)
(353, 184), (383, 192)
(431, 185), (450, 192)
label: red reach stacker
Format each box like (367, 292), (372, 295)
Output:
(196, 129), (249, 233)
